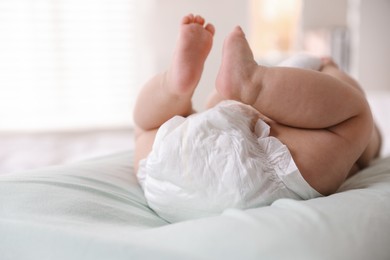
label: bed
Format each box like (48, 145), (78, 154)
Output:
(1, 150), (390, 259)
(1, 91), (390, 259)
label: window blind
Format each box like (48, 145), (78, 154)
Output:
(0, 0), (139, 131)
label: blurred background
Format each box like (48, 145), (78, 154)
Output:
(0, 0), (389, 173)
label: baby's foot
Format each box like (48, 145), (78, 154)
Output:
(216, 26), (261, 105)
(166, 14), (215, 96)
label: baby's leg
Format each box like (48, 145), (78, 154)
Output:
(134, 14), (215, 169)
(205, 89), (225, 108)
(216, 27), (373, 194)
(217, 27), (370, 129)
(320, 57), (382, 167)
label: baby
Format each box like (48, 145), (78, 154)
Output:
(133, 14), (381, 221)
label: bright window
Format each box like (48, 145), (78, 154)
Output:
(249, 0), (302, 64)
(0, 0), (139, 131)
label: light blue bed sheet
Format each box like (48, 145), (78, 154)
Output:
(1, 151), (390, 260)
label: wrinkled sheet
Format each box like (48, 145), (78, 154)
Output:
(1, 150), (390, 260)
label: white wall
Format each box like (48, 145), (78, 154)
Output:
(137, 0), (249, 111)
(350, 0), (390, 91)
(300, 0), (350, 69)
(302, 0), (390, 91)
(301, 0), (348, 30)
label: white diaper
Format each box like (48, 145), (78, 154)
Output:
(138, 100), (322, 223)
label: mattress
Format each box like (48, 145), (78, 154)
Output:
(1, 150), (390, 260)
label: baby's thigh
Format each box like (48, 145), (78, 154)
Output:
(268, 122), (360, 195)
(134, 128), (158, 172)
